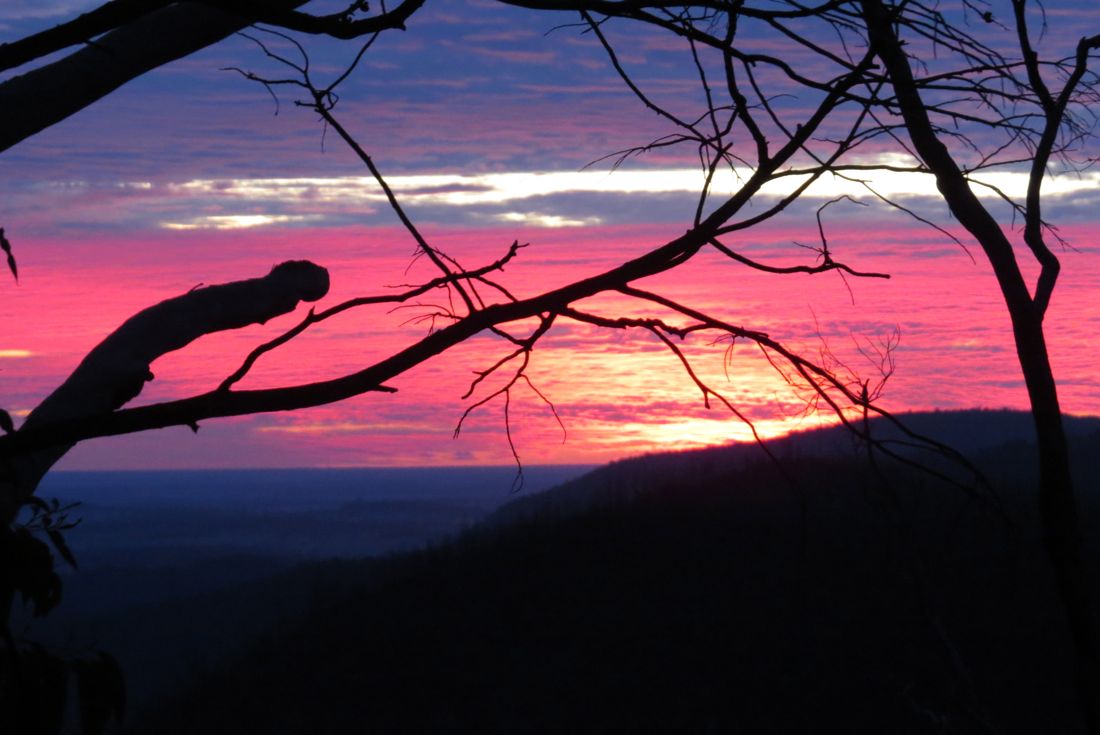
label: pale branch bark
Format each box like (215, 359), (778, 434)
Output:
(1, 260), (331, 523)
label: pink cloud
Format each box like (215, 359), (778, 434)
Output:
(4, 218), (1095, 469)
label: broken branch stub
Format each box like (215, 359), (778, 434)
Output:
(2, 261), (330, 519)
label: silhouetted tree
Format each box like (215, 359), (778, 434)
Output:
(2, 0), (1099, 730)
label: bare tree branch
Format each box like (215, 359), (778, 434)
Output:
(2, 260), (332, 517)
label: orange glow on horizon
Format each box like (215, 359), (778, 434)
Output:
(4, 221), (1098, 469)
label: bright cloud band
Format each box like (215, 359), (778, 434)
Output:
(168, 162), (1100, 219)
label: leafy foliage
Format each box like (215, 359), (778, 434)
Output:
(1, 526), (62, 618)
(1, 499), (125, 735)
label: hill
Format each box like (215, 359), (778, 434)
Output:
(489, 409), (1100, 525)
(118, 409), (1100, 733)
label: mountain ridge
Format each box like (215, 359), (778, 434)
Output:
(489, 408), (1100, 526)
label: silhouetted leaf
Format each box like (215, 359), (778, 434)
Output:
(0, 227), (17, 281)
(0, 408), (13, 434)
(55, 516), (82, 532)
(23, 495), (50, 513)
(47, 529), (78, 569)
(3, 527), (63, 617)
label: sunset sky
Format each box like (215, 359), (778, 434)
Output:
(2, 0), (1098, 470)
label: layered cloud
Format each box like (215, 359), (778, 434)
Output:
(4, 215), (1097, 469)
(9, 160), (1100, 237)
(4, 0), (1099, 469)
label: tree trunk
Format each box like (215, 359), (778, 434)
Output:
(858, 2), (1100, 725)
(1012, 310), (1100, 731)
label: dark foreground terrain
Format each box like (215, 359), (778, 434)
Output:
(112, 411), (1100, 734)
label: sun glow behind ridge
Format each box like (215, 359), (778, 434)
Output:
(5, 154), (1100, 469)
(5, 207), (1096, 470)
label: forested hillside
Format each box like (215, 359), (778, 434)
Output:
(128, 411), (1100, 733)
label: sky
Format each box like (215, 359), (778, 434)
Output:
(1, 0), (1099, 470)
